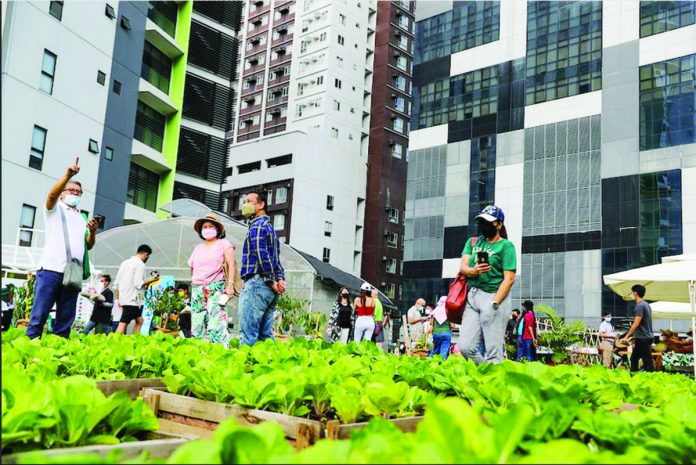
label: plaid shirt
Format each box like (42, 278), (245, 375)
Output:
(241, 214), (285, 281)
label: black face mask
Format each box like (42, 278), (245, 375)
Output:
(341, 293), (349, 299)
(477, 220), (497, 239)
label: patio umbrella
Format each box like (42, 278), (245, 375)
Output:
(603, 258), (696, 377)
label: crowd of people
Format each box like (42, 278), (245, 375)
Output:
(0, 161), (661, 373)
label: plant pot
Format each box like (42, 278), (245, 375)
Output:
(15, 319), (29, 329)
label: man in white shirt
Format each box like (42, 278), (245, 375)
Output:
(113, 244), (159, 335)
(407, 297), (428, 349)
(26, 159), (99, 339)
(598, 312), (617, 368)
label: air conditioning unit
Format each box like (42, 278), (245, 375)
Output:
(393, 51), (400, 57)
(389, 114), (396, 120)
(388, 140), (395, 146)
(383, 231), (390, 237)
(381, 256), (387, 261)
(380, 282), (386, 287)
(391, 92), (397, 98)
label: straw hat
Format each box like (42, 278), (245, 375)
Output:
(193, 213), (226, 238)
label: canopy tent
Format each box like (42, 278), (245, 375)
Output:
(661, 253), (696, 263)
(603, 257), (696, 377)
(650, 301), (693, 320)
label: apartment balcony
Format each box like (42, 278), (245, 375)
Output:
(131, 139), (172, 175)
(138, 78), (177, 116)
(145, 19), (184, 59)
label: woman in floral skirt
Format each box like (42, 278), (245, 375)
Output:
(188, 213), (237, 348)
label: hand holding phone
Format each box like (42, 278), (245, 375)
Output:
(476, 251), (490, 265)
(93, 215), (105, 229)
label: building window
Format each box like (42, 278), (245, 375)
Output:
(333, 99), (340, 111)
(334, 78), (342, 89)
(385, 283), (396, 299)
(414, 1), (499, 64)
(322, 247), (330, 263)
(337, 34), (345, 45)
(394, 75), (407, 91)
(142, 41), (172, 93)
(339, 13), (346, 25)
(387, 207), (399, 224)
(639, 54), (696, 150)
(88, 139), (99, 153)
(386, 232), (398, 248)
(39, 50), (57, 94)
(266, 190), (274, 206)
(113, 80), (122, 95)
(525, 1), (602, 105)
(120, 16), (131, 30)
(105, 3), (116, 19)
(640, 1), (695, 38)
(391, 143), (403, 159)
(49, 1), (64, 21)
(396, 55), (408, 71)
(398, 15), (409, 30)
(97, 70), (106, 85)
(331, 127), (339, 138)
(274, 214), (286, 230)
(336, 56), (344, 68)
(19, 204), (37, 247)
(316, 75), (324, 85)
(237, 161), (261, 173)
(105, 146), (114, 161)
(386, 258), (397, 273)
(29, 125), (47, 170)
(394, 96), (405, 112)
(324, 221), (332, 237)
(276, 186), (288, 203)
(134, 101), (165, 152)
(326, 195), (334, 210)
(393, 117), (404, 133)
(127, 163), (159, 212)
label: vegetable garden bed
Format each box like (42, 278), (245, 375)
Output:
(96, 378), (166, 400)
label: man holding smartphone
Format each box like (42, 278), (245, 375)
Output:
(113, 244), (159, 335)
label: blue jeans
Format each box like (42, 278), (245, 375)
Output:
(516, 336), (533, 361)
(239, 275), (280, 346)
(82, 320), (113, 335)
(27, 270), (80, 339)
(430, 333), (452, 360)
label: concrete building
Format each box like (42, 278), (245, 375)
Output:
(223, 0), (380, 276)
(405, 0), (695, 325)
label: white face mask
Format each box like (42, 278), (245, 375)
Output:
(604, 317), (612, 323)
(201, 228), (217, 240)
(63, 194), (81, 207)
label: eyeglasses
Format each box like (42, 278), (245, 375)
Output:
(63, 188), (83, 195)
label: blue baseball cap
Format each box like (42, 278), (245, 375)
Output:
(475, 205), (505, 223)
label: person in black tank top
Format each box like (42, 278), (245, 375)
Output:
(328, 287), (354, 343)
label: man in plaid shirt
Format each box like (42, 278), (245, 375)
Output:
(238, 191), (286, 345)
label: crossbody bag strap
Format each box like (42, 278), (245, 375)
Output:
(58, 206), (73, 262)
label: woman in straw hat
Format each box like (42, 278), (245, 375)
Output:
(188, 213), (237, 348)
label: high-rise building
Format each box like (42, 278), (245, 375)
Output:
(406, 0), (695, 323)
(222, 0), (379, 276)
(360, 0), (414, 308)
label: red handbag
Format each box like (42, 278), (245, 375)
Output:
(445, 237), (477, 324)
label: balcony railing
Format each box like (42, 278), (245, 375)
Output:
(147, 1), (177, 38)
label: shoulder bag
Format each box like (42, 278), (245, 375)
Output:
(59, 207), (84, 292)
(445, 236), (478, 325)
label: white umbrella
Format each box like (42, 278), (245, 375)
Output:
(661, 254), (696, 264)
(650, 301), (693, 320)
(603, 259), (696, 377)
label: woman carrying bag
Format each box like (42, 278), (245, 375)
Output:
(458, 205), (517, 364)
(188, 213), (238, 348)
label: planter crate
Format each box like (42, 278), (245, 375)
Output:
(1, 431), (190, 464)
(140, 388), (323, 450)
(325, 416), (424, 439)
(96, 378), (166, 400)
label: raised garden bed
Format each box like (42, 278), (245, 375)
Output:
(96, 378), (166, 400)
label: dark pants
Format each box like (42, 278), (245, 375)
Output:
(430, 333), (452, 360)
(112, 321), (120, 332)
(82, 320), (113, 335)
(179, 312), (191, 338)
(2, 311), (13, 331)
(372, 321), (384, 343)
(27, 270), (79, 339)
(631, 338), (655, 372)
(516, 336), (533, 361)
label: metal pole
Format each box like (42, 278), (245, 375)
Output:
(689, 280), (696, 380)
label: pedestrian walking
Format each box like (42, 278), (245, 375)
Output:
(621, 284), (655, 372)
(113, 244), (159, 335)
(505, 309), (520, 347)
(429, 296), (453, 360)
(598, 311), (617, 368)
(238, 191), (286, 346)
(353, 282), (375, 343)
(82, 275), (114, 335)
(188, 213), (237, 348)
(515, 300), (537, 362)
(328, 287), (353, 343)
(27, 159), (99, 339)
(407, 298), (427, 349)
(458, 205), (517, 364)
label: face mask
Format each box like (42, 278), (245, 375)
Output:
(341, 293), (349, 298)
(477, 220), (497, 239)
(241, 203), (256, 218)
(604, 317), (612, 322)
(64, 195), (81, 207)
(201, 228), (217, 240)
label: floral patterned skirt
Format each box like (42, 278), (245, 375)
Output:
(191, 280), (229, 348)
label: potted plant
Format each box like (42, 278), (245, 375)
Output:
(535, 305), (584, 364)
(149, 288), (187, 336)
(12, 274), (35, 329)
(273, 295), (307, 340)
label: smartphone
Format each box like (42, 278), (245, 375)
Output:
(218, 294), (230, 306)
(476, 251), (490, 265)
(94, 215), (105, 229)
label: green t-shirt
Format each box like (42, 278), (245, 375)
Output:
(432, 318), (451, 335)
(462, 236), (517, 294)
(374, 298), (383, 321)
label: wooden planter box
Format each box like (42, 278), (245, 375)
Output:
(325, 415), (424, 439)
(96, 378), (166, 400)
(1, 431), (189, 464)
(140, 388), (324, 450)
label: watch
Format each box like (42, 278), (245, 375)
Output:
(491, 302), (499, 310)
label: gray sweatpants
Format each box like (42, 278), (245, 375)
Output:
(458, 287), (510, 365)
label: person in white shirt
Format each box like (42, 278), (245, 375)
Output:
(26, 159), (99, 339)
(598, 312), (617, 368)
(407, 298), (428, 349)
(113, 244), (159, 335)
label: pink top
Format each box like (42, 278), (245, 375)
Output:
(188, 239), (234, 286)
